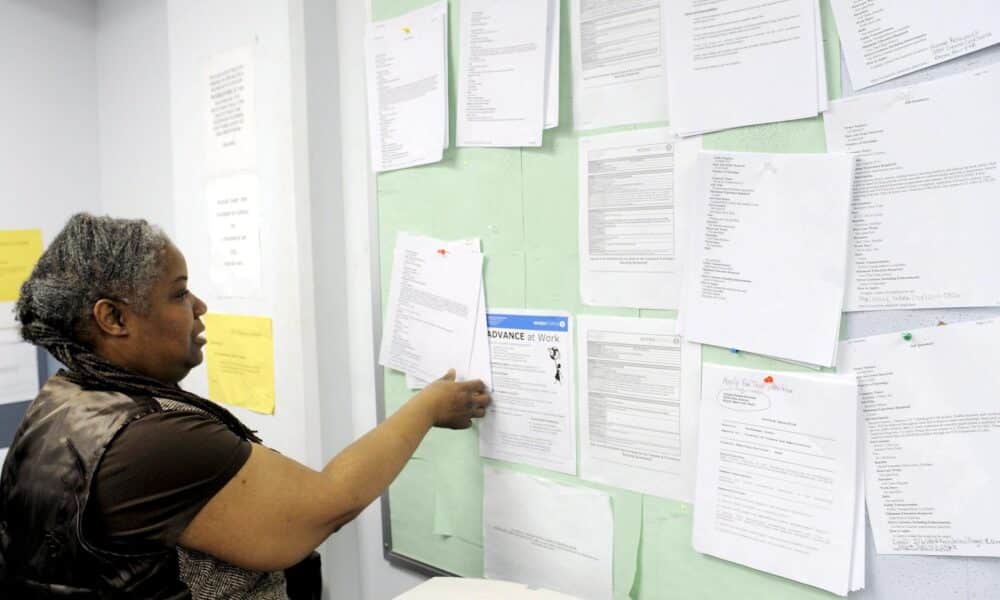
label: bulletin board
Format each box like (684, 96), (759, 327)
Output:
(372, 0), (1000, 597)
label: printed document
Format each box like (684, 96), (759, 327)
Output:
(665, 0), (822, 136)
(365, 2), (448, 172)
(205, 174), (262, 299)
(569, 0), (669, 130)
(830, 0), (1000, 90)
(825, 67), (1000, 311)
(0, 327), (38, 405)
(484, 466), (613, 600)
(839, 319), (1000, 557)
(379, 233), (483, 383)
(693, 364), (860, 596)
(204, 45), (256, 174)
(577, 316), (702, 501)
(404, 236), (491, 389)
(479, 310), (575, 474)
(680, 151), (855, 367)
(544, 0), (560, 129)
(578, 128), (680, 309)
(457, 0), (547, 147)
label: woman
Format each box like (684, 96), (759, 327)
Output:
(0, 214), (490, 598)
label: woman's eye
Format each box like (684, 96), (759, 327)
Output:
(177, 289), (190, 299)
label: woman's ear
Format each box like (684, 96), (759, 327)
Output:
(92, 299), (129, 337)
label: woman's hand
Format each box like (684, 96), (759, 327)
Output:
(416, 369), (491, 429)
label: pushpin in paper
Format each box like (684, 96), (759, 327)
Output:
(902, 332), (913, 341)
(402, 26), (411, 34)
(763, 376), (774, 384)
(436, 248), (447, 256)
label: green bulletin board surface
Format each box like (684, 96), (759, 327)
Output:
(374, 1), (845, 597)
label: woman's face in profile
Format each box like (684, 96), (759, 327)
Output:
(126, 244), (208, 383)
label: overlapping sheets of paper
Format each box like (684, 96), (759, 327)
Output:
(679, 151), (855, 367)
(456, 0), (560, 147)
(365, 2), (449, 172)
(379, 232), (490, 386)
(825, 66), (1000, 311)
(693, 364), (864, 596)
(839, 319), (1000, 557)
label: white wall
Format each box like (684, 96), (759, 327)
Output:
(0, 0), (100, 239)
(96, 0), (174, 233)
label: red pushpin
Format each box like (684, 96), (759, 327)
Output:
(763, 376), (774, 384)
(436, 248), (447, 256)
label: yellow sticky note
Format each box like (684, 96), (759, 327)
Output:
(203, 313), (276, 415)
(0, 230), (43, 302)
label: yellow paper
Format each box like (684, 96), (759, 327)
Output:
(203, 313), (276, 414)
(0, 230), (43, 302)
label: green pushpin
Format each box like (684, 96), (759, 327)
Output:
(902, 332), (912, 341)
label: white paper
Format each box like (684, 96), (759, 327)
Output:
(543, 0), (560, 130)
(680, 151), (854, 367)
(404, 235), (492, 389)
(457, 0), (547, 147)
(577, 316), (701, 501)
(693, 364), (859, 596)
(484, 466), (612, 600)
(378, 233), (483, 383)
(830, 0), (1000, 90)
(204, 45), (256, 174)
(579, 128), (680, 309)
(814, 0), (829, 112)
(395, 577), (579, 600)
(825, 67), (1000, 311)
(665, 0), (820, 136)
(838, 319), (1000, 557)
(0, 327), (38, 405)
(478, 310), (575, 475)
(569, 0), (669, 130)
(365, 3), (448, 172)
(0, 302), (16, 330)
(840, 42), (1000, 98)
(205, 174), (262, 299)
(850, 441), (866, 591)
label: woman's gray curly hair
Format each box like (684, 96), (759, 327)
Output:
(14, 213), (260, 443)
(16, 213), (168, 344)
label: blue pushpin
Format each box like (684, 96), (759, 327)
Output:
(729, 348), (740, 354)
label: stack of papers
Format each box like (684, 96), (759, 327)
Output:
(679, 151), (855, 367)
(824, 66), (1000, 311)
(839, 319), (1000, 557)
(693, 364), (864, 596)
(664, 0), (829, 136)
(379, 233), (491, 387)
(830, 0), (1000, 90)
(457, 0), (559, 147)
(365, 2), (449, 172)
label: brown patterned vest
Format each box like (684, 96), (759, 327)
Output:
(0, 374), (286, 599)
